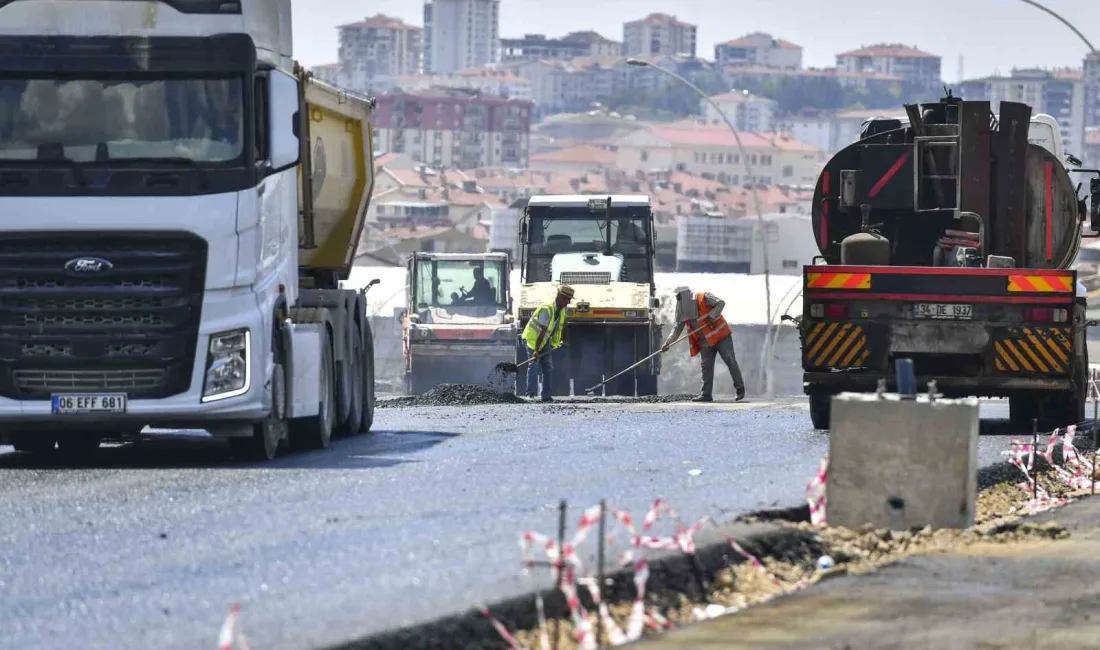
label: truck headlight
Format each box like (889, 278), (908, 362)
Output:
(202, 329), (250, 402)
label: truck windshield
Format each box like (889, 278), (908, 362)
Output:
(524, 207), (652, 283)
(415, 259), (507, 308)
(0, 77), (244, 163)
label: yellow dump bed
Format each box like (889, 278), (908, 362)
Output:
(296, 68), (375, 282)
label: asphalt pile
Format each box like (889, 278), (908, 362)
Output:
(378, 384), (523, 408)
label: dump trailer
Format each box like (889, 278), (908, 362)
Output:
(0, 0), (377, 462)
(517, 195), (662, 396)
(800, 93), (1095, 431)
(403, 252), (516, 394)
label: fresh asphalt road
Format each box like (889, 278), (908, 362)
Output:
(0, 397), (1021, 650)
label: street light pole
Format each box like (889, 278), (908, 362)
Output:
(1017, 0), (1097, 54)
(626, 58), (776, 396)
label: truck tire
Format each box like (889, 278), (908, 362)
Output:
(636, 371), (658, 397)
(809, 392), (831, 430)
(607, 334), (637, 397)
(360, 319), (376, 433)
(10, 431), (56, 455)
(335, 321), (364, 438)
(290, 327), (335, 450)
(229, 361), (286, 462)
(56, 432), (101, 464)
(1009, 395), (1040, 433)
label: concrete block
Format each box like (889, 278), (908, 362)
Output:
(827, 392), (979, 530)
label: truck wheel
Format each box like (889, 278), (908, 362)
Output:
(336, 322), (364, 438)
(10, 432), (56, 455)
(636, 372), (658, 397)
(230, 362), (286, 462)
(359, 320), (376, 433)
(56, 432), (101, 464)
(809, 392), (831, 430)
(1009, 395), (1041, 433)
(290, 329), (335, 450)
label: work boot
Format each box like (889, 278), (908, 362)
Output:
(735, 388), (746, 402)
(541, 395), (553, 403)
(692, 395), (713, 403)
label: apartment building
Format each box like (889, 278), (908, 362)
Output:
(714, 32), (802, 70)
(372, 90), (533, 169)
(613, 122), (823, 186)
(1085, 52), (1100, 129)
(424, 0), (500, 74)
(836, 43), (941, 89)
(562, 31), (622, 59)
(622, 13), (696, 58)
(336, 14), (423, 93)
(958, 68), (1086, 159)
(501, 31), (621, 63)
(703, 91), (778, 133)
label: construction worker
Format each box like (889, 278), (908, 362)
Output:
(661, 286), (745, 403)
(520, 285), (575, 402)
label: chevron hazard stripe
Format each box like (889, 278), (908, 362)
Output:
(1006, 274), (1074, 292)
(803, 322), (870, 369)
(993, 327), (1072, 375)
(806, 272), (871, 289)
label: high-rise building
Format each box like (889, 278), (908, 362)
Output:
(622, 13), (696, 59)
(336, 14), (423, 92)
(1085, 52), (1100, 129)
(715, 32), (802, 70)
(423, 0), (501, 74)
(957, 68), (1086, 160)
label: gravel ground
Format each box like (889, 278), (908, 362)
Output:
(0, 398), (1022, 649)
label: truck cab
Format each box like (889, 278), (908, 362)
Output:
(517, 195), (662, 397)
(0, 0), (377, 461)
(403, 252), (516, 394)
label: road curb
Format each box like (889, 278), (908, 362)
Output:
(323, 521), (825, 650)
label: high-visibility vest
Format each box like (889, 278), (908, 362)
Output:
(688, 292), (731, 357)
(522, 303), (567, 353)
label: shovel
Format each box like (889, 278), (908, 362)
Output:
(495, 346), (554, 374)
(583, 325), (704, 394)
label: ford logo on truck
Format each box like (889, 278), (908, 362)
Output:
(64, 257), (113, 274)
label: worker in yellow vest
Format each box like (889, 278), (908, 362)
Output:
(520, 285), (575, 402)
(661, 286), (745, 402)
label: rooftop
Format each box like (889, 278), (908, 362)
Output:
(720, 32), (801, 50)
(529, 144), (617, 166)
(709, 90), (777, 104)
(338, 13), (421, 31)
(642, 123), (820, 152)
(837, 43), (940, 59)
(626, 12), (696, 28)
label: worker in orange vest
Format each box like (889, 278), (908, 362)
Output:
(661, 287), (745, 402)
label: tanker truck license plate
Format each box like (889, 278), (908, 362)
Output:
(51, 394), (127, 414)
(913, 303), (972, 320)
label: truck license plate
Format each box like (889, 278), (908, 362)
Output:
(913, 303), (973, 320)
(51, 394), (127, 414)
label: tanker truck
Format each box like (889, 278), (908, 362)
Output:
(799, 93), (1098, 431)
(0, 0), (377, 462)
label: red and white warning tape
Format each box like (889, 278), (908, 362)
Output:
(217, 604), (250, 650)
(806, 454), (829, 526)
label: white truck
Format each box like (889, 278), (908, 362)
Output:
(403, 252), (516, 394)
(517, 195), (662, 396)
(0, 0), (377, 462)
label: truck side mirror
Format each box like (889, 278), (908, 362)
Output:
(1091, 178), (1100, 233)
(268, 68), (301, 173)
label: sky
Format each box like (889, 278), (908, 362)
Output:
(290, 0), (1100, 83)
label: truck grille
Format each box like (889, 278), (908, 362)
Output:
(0, 233), (207, 399)
(559, 271), (612, 285)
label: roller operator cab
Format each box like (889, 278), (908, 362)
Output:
(517, 195), (662, 397)
(802, 93), (1095, 432)
(403, 252), (516, 394)
(0, 0), (378, 462)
